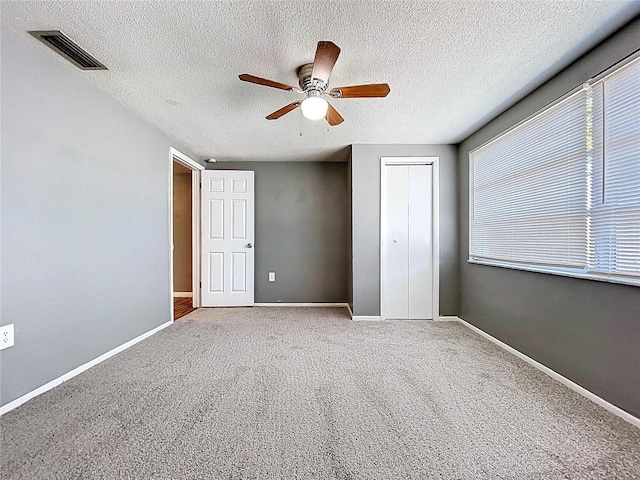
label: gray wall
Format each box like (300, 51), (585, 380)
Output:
(458, 17), (640, 417)
(0, 27), (202, 407)
(350, 144), (458, 317)
(209, 161), (348, 303)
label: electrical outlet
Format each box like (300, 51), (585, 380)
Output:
(0, 324), (15, 350)
(268, 272), (276, 282)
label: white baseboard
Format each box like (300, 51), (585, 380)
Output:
(173, 292), (193, 298)
(438, 315), (461, 322)
(456, 317), (640, 429)
(253, 303), (348, 308)
(346, 303), (382, 321)
(0, 321), (173, 416)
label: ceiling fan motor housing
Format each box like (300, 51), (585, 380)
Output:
(298, 63), (327, 94)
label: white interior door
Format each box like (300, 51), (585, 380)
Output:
(383, 164), (433, 319)
(201, 171), (254, 306)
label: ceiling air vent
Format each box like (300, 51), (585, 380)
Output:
(28, 30), (107, 70)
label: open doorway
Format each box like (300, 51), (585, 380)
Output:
(173, 161), (194, 319)
(169, 147), (203, 321)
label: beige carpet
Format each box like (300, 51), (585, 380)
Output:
(2, 307), (639, 479)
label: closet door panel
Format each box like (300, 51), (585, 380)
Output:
(384, 166), (409, 319)
(408, 165), (433, 319)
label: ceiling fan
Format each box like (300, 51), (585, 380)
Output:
(239, 41), (390, 126)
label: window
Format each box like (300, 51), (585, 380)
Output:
(470, 56), (640, 286)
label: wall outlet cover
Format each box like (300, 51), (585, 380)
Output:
(269, 272), (276, 282)
(0, 324), (15, 350)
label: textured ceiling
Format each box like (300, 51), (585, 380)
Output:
(2, 1), (639, 162)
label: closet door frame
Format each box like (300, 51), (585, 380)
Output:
(380, 156), (440, 321)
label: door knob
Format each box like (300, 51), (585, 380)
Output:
(247, 243), (253, 248)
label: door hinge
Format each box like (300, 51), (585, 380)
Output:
(200, 281), (202, 287)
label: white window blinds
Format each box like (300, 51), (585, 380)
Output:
(470, 56), (640, 286)
(592, 59), (640, 279)
(470, 89), (590, 268)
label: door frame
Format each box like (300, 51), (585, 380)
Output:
(380, 156), (440, 321)
(169, 147), (204, 317)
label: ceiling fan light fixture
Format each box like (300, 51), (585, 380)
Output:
(301, 95), (328, 121)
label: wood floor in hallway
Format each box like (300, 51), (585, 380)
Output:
(173, 297), (195, 320)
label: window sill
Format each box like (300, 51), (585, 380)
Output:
(467, 258), (640, 288)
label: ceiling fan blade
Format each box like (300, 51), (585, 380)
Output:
(330, 83), (390, 98)
(311, 41), (341, 84)
(325, 102), (344, 126)
(239, 74), (297, 91)
(266, 101), (301, 120)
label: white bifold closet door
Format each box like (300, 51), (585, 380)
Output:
(383, 164), (433, 319)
